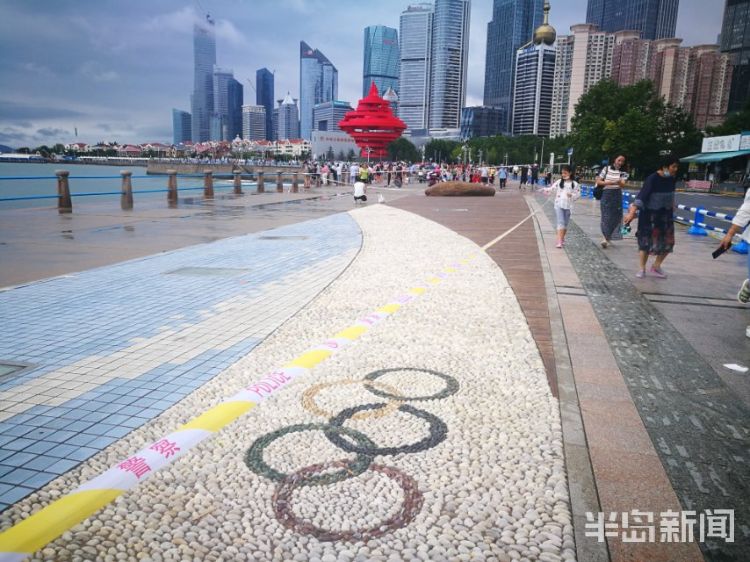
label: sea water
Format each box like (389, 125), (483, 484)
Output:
(0, 163), (214, 210)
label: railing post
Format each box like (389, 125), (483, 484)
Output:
(276, 171), (283, 192)
(688, 207), (708, 236)
(256, 171), (264, 193)
(55, 170), (72, 214)
(167, 169), (178, 207)
(292, 172), (299, 193)
(233, 170), (243, 194)
(203, 170), (214, 198)
(120, 170), (133, 210)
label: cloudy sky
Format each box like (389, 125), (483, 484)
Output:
(0, 0), (724, 147)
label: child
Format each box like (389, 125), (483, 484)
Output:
(542, 165), (580, 248)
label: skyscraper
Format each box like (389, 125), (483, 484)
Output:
(242, 105), (266, 140)
(363, 26), (400, 98)
(720, 0), (750, 112)
(586, 0), (679, 40)
(429, 0), (471, 130)
(276, 92), (301, 140)
(398, 3), (434, 131)
(256, 68), (275, 141)
(191, 14), (216, 142)
(211, 67), (242, 141)
(172, 109), (192, 144)
(483, 0), (544, 134)
(227, 78), (243, 140)
(299, 41), (338, 140)
(512, 1), (556, 136)
(549, 24), (619, 137)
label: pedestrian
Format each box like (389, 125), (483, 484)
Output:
(531, 165), (539, 189)
(350, 162), (359, 184)
(623, 154), (678, 279)
(512, 165), (519, 181)
(519, 166), (529, 190)
(542, 165), (580, 248)
(719, 183), (750, 337)
(498, 166), (507, 189)
(597, 154), (629, 248)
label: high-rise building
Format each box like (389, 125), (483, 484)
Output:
(242, 105), (266, 140)
(312, 100), (354, 132)
(363, 26), (400, 99)
(484, 0), (544, 134)
(227, 78), (243, 140)
(429, 0), (471, 130)
(586, 0), (679, 40)
(256, 68), (275, 141)
(512, 1), (556, 136)
(299, 41), (338, 140)
(549, 24), (618, 136)
(211, 67), (242, 141)
(276, 92), (301, 140)
(191, 14), (216, 142)
(609, 33), (733, 128)
(720, 0), (750, 112)
(398, 3), (434, 132)
(172, 109), (192, 144)
(460, 106), (504, 139)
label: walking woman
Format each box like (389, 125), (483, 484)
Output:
(542, 165), (580, 248)
(623, 154), (678, 279)
(597, 154), (629, 248)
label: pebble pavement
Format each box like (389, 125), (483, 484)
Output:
(3, 204), (574, 561)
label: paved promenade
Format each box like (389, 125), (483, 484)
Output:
(0, 182), (747, 561)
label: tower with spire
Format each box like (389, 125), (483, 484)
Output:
(511, 0), (557, 136)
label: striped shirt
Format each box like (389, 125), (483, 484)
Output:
(598, 166), (628, 190)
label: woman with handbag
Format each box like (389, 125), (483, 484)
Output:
(623, 154), (678, 279)
(596, 154), (628, 248)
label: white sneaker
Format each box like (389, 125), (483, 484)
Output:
(746, 325), (750, 339)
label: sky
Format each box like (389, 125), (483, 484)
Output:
(0, 0), (725, 147)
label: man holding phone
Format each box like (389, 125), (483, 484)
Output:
(720, 187), (750, 336)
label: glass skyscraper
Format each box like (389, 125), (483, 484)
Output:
(721, 0), (750, 112)
(428, 0), (471, 130)
(483, 0), (544, 134)
(586, 0), (679, 40)
(256, 68), (275, 141)
(191, 14), (216, 143)
(276, 93), (300, 141)
(211, 68), (242, 141)
(398, 3), (433, 132)
(172, 109), (191, 144)
(363, 26), (400, 98)
(299, 41), (338, 140)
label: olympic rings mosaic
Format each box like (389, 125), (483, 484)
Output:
(244, 367), (460, 542)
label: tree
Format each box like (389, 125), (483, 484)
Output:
(569, 80), (702, 178)
(424, 139), (461, 163)
(387, 137), (420, 162)
(347, 149), (356, 161)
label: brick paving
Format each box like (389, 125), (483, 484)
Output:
(538, 198), (749, 561)
(390, 188), (559, 397)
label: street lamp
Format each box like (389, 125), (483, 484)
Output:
(365, 146), (373, 167)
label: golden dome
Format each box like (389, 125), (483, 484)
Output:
(533, 1), (556, 45)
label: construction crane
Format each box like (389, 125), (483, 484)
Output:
(245, 78), (256, 94)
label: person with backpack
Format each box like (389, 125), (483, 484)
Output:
(596, 154), (629, 248)
(542, 165), (580, 248)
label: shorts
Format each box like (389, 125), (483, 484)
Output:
(354, 195), (367, 202)
(555, 207), (571, 229)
